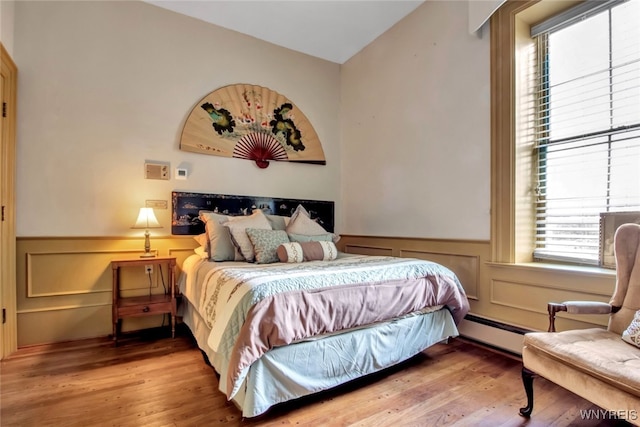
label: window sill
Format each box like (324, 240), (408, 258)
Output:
(486, 261), (616, 279)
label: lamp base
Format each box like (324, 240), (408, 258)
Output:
(139, 252), (156, 258)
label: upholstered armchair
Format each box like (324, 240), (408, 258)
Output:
(519, 223), (640, 425)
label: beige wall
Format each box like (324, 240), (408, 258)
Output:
(340, 0), (491, 240)
(13, 0), (341, 237)
(0, 0), (15, 56)
(338, 0), (617, 351)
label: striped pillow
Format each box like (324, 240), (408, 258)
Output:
(276, 241), (338, 263)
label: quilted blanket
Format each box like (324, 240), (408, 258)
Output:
(188, 254), (469, 399)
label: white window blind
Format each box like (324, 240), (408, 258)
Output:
(532, 0), (640, 265)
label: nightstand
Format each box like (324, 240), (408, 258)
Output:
(111, 257), (177, 345)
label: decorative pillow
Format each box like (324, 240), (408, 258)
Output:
(286, 205), (340, 243)
(246, 228), (290, 264)
(224, 210), (272, 261)
(622, 310), (640, 347)
(199, 211), (243, 261)
(277, 241), (338, 263)
(194, 246), (208, 259)
(193, 233), (208, 247)
(266, 214), (289, 231)
(288, 232), (334, 243)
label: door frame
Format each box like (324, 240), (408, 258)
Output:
(1, 42), (18, 358)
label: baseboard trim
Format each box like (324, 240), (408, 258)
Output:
(455, 336), (522, 360)
(464, 314), (532, 335)
(458, 314), (533, 356)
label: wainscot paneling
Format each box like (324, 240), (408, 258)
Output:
(342, 244), (393, 257)
(339, 235), (489, 302)
(490, 279), (609, 327)
(401, 250), (479, 300)
(17, 235), (618, 349)
(16, 236), (198, 347)
(18, 305), (112, 346)
(485, 262), (616, 333)
(338, 235), (618, 350)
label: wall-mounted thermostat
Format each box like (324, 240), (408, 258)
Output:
(145, 162), (169, 180)
(175, 168), (188, 180)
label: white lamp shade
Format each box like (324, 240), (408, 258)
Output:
(132, 207), (162, 229)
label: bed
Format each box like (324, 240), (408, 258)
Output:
(173, 191), (470, 417)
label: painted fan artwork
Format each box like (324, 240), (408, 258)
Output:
(180, 84), (326, 168)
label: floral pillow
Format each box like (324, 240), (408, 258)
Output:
(622, 310), (640, 347)
(246, 228), (290, 264)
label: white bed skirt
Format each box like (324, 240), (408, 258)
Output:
(179, 298), (459, 417)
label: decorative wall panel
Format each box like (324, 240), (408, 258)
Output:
(401, 250), (479, 300)
(26, 250), (138, 297)
(343, 244), (393, 257)
(490, 279), (609, 327)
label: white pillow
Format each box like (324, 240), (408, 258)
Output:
(193, 233), (208, 247)
(622, 310), (640, 347)
(224, 210), (272, 261)
(194, 246), (208, 259)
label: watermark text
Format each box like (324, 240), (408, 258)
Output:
(580, 409), (638, 421)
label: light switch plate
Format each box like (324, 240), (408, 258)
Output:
(145, 200), (168, 209)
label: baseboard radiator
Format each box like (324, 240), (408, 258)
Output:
(458, 314), (531, 356)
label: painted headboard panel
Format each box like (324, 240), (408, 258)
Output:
(171, 191), (335, 235)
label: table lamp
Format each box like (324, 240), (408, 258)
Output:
(132, 207), (162, 258)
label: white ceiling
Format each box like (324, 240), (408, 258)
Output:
(143, 1), (426, 64)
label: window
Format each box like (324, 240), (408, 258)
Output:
(530, 0), (640, 265)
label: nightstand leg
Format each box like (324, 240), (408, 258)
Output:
(114, 319), (121, 346)
(171, 314), (176, 338)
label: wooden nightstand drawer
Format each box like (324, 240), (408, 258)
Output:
(117, 295), (173, 317)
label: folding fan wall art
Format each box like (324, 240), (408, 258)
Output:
(180, 84), (326, 168)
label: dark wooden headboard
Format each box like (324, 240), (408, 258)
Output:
(171, 191), (335, 235)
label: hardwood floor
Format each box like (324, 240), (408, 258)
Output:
(0, 328), (632, 427)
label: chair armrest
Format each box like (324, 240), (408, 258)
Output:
(547, 301), (613, 332)
(563, 301), (613, 314)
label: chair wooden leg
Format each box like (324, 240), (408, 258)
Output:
(519, 367), (536, 417)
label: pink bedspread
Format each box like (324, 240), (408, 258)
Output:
(220, 256), (469, 397)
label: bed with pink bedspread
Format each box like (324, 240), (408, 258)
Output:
(178, 251), (469, 417)
(173, 191), (469, 416)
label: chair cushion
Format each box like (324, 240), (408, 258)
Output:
(524, 328), (640, 397)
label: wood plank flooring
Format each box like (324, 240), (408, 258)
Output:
(0, 328), (633, 427)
